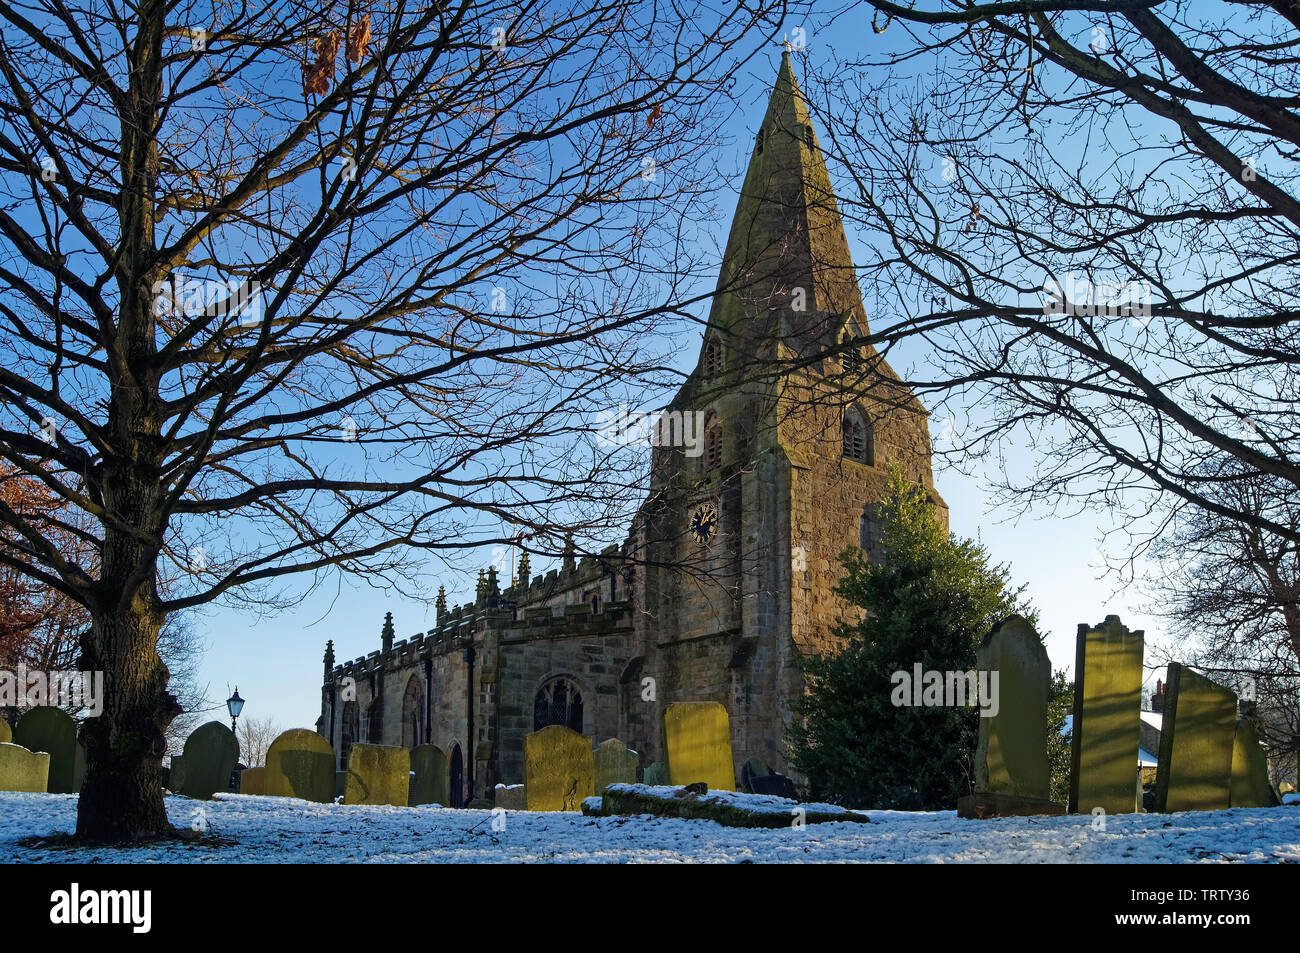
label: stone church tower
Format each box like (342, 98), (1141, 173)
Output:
(318, 54), (945, 800)
(629, 50), (947, 774)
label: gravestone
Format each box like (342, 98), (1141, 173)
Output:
(644, 761), (668, 785)
(1069, 615), (1144, 815)
(344, 743), (410, 806)
(663, 701), (735, 791)
(0, 719), (10, 744)
(1154, 663), (1237, 812)
(160, 765), (171, 791)
(524, 724), (594, 811)
(265, 729), (335, 803)
(740, 756), (771, 793)
(0, 742), (49, 792)
(13, 706), (84, 794)
(169, 755), (186, 793)
(409, 744), (447, 806)
(179, 721), (240, 800)
(495, 784), (526, 810)
(959, 616), (1064, 819)
(1229, 719), (1278, 809)
(749, 773), (798, 799)
(239, 766), (266, 795)
(593, 738), (638, 793)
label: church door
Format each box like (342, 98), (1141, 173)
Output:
(448, 743), (464, 808)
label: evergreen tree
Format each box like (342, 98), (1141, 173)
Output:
(1047, 671), (1074, 805)
(790, 467), (1036, 810)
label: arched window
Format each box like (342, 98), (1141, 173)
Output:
(534, 677), (584, 733)
(805, 125), (814, 148)
(756, 127), (765, 156)
(340, 700), (359, 769)
(842, 408), (874, 465)
(703, 337), (722, 382)
(401, 674), (424, 749)
(703, 413), (722, 470)
(366, 699), (383, 745)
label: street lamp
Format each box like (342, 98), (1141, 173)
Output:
(226, 688), (245, 735)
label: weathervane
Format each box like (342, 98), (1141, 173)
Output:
(779, 27), (808, 54)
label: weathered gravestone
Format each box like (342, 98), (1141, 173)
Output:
(179, 721), (240, 800)
(409, 744), (448, 806)
(739, 755), (797, 799)
(1230, 719), (1278, 808)
(265, 729), (335, 803)
(593, 738), (638, 793)
(663, 701), (734, 791)
(643, 761), (668, 785)
(959, 615), (1065, 819)
(1069, 615), (1144, 815)
(1154, 663), (1237, 812)
(495, 784), (526, 810)
(524, 724), (594, 811)
(239, 766), (266, 795)
(0, 742), (49, 792)
(0, 719), (10, 744)
(750, 773), (798, 799)
(344, 743), (410, 806)
(14, 706), (84, 794)
(740, 756), (770, 793)
(169, 755), (186, 792)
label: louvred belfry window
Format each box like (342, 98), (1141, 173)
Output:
(842, 409), (874, 465)
(703, 338), (722, 381)
(704, 414), (722, 469)
(843, 334), (862, 373)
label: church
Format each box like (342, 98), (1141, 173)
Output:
(315, 53), (946, 805)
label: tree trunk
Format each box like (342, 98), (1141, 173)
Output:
(76, 593), (179, 842)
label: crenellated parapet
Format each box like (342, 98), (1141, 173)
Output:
(327, 550), (634, 683)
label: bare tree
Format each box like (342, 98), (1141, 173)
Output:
(0, 0), (792, 841)
(1145, 461), (1299, 787)
(792, 1), (1300, 565)
(236, 714), (281, 768)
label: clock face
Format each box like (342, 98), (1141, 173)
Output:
(689, 502), (719, 545)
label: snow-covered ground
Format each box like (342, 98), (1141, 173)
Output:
(1, 792), (1295, 863)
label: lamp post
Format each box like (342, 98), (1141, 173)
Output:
(227, 688), (245, 735)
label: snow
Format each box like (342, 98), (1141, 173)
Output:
(0, 791), (1296, 863)
(1138, 748), (1159, 767)
(597, 783), (868, 817)
(1140, 711), (1164, 731)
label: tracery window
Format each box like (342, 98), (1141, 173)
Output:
(534, 677), (584, 733)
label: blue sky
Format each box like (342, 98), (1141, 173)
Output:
(187, 18), (1175, 737)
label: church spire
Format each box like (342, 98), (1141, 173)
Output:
(708, 52), (868, 362)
